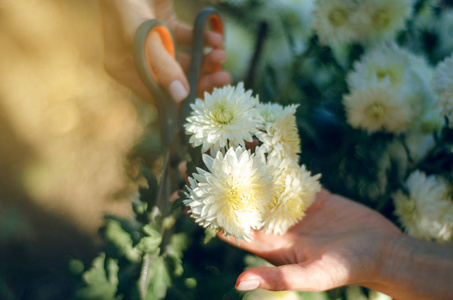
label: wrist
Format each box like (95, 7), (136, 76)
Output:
(363, 234), (417, 299)
(372, 234), (416, 297)
(366, 234), (453, 300)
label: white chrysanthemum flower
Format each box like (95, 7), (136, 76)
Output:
(347, 43), (432, 97)
(435, 8), (453, 57)
(245, 289), (303, 300)
(343, 83), (416, 134)
(433, 54), (453, 125)
(433, 54), (453, 96)
(184, 147), (273, 241)
(312, 0), (358, 46)
(393, 171), (453, 242)
(348, 44), (406, 89)
(354, 0), (413, 44)
(257, 103), (298, 127)
(346, 44), (435, 132)
(262, 162), (321, 235)
(256, 106), (301, 162)
(184, 83), (261, 153)
(266, 0), (316, 38)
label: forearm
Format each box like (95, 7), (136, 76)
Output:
(368, 234), (453, 300)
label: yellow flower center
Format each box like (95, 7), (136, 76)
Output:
(365, 102), (385, 120)
(373, 64), (403, 84)
(376, 69), (391, 81)
(328, 8), (347, 27)
(212, 103), (234, 124)
(226, 186), (254, 212)
(372, 9), (391, 29)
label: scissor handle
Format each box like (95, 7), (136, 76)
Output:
(134, 20), (178, 147)
(181, 8), (224, 131)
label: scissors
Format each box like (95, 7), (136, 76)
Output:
(133, 8), (224, 217)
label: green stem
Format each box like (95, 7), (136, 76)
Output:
(139, 253), (153, 300)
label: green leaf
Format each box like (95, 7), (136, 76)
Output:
(75, 253), (118, 300)
(142, 224), (160, 237)
(203, 227), (217, 245)
(166, 233), (187, 260)
(147, 256), (171, 300)
(165, 233), (188, 277)
(136, 225), (162, 254)
(106, 258), (119, 287)
(136, 236), (161, 254)
(138, 252), (171, 300)
(104, 220), (141, 262)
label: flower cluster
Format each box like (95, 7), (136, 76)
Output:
(184, 83), (321, 241)
(313, 0), (413, 47)
(343, 43), (437, 135)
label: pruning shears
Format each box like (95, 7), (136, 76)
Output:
(133, 8), (224, 214)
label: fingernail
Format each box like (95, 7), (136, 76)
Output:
(169, 80), (188, 103)
(236, 280), (260, 291)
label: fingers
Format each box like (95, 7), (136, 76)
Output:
(173, 21), (224, 49)
(178, 51), (231, 96)
(147, 32), (190, 103)
(177, 47), (230, 99)
(178, 49), (227, 75)
(236, 262), (344, 293)
(202, 49), (227, 73)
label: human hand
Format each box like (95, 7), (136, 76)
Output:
(99, 0), (231, 105)
(219, 189), (402, 292)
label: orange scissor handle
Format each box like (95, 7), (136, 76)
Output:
(145, 25), (175, 81)
(135, 20), (176, 90)
(134, 20), (178, 147)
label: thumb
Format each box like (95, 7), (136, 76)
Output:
(147, 31), (190, 103)
(235, 263), (345, 293)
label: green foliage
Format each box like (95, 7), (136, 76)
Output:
(74, 254), (119, 300)
(139, 251), (170, 300)
(104, 220), (141, 263)
(73, 163), (184, 300)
